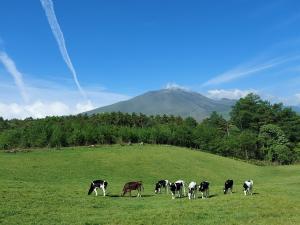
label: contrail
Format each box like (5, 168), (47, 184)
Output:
(202, 55), (300, 87)
(40, 0), (86, 98)
(0, 51), (29, 102)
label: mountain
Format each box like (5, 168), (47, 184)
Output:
(291, 106), (300, 114)
(85, 88), (236, 121)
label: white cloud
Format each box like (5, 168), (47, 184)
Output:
(295, 93), (300, 103)
(0, 51), (29, 102)
(0, 101), (69, 119)
(76, 100), (94, 113)
(0, 77), (130, 119)
(207, 89), (257, 99)
(0, 98), (122, 119)
(164, 82), (189, 91)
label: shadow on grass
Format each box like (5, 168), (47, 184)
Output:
(209, 194), (218, 198)
(195, 194), (218, 199)
(107, 194), (154, 198)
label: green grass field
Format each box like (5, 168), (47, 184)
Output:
(1, 145), (299, 225)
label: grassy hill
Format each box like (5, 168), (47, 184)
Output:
(85, 89), (235, 120)
(1, 145), (300, 224)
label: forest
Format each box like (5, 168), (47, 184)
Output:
(0, 94), (299, 164)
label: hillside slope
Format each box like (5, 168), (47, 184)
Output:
(1, 145), (299, 225)
(86, 89), (235, 120)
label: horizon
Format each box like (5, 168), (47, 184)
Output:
(1, 0), (300, 119)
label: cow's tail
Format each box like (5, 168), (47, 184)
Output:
(88, 183), (94, 195)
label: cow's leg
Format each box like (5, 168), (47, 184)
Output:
(137, 188), (140, 197)
(201, 192), (204, 199)
(101, 186), (106, 196)
(244, 190), (247, 195)
(94, 188), (98, 196)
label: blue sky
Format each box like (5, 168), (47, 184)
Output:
(1, 0), (300, 118)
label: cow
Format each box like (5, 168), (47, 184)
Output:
(188, 181), (197, 200)
(154, 180), (170, 194)
(122, 181), (144, 197)
(87, 180), (108, 196)
(224, 179), (234, 194)
(243, 180), (253, 196)
(199, 181), (209, 198)
(169, 182), (183, 199)
(175, 180), (186, 196)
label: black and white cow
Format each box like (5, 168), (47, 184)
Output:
(199, 181), (209, 198)
(243, 180), (253, 196)
(224, 179), (234, 194)
(188, 181), (197, 200)
(88, 180), (108, 196)
(154, 180), (170, 194)
(169, 180), (185, 199)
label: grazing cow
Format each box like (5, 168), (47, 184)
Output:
(188, 181), (197, 200)
(224, 179), (234, 194)
(122, 181), (144, 197)
(88, 180), (108, 196)
(154, 180), (170, 194)
(243, 180), (253, 196)
(199, 181), (210, 198)
(175, 180), (186, 196)
(169, 182), (183, 199)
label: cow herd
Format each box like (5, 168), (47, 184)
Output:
(88, 179), (254, 199)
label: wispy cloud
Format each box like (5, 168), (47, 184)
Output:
(206, 89), (257, 100)
(0, 51), (29, 102)
(40, 0), (86, 99)
(202, 55), (300, 87)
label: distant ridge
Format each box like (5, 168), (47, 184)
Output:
(291, 106), (300, 114)
(85, 88), (236, 121)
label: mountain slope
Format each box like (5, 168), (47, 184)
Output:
(1, 145), (300, 224)
(86, 89), (235, 120)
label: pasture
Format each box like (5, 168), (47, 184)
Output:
(0, 145), (299, 225)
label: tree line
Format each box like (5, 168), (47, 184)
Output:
(0, 94), (299, 164)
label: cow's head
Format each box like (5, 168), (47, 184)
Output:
(154, 183), (161, 194)
(169, 183), (176, 196)
(104, 181), (108, 189)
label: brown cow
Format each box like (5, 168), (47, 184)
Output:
(122, 181), (143, 197)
